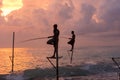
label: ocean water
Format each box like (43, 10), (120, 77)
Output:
(0, 46), (120, 79)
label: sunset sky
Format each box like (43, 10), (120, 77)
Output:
(0, 0), (120, 48)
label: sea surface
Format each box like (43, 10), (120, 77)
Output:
(0, 46), (120, 79)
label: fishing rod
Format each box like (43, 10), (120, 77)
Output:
(19, 35), (71, 43)
(19, 37), (48, 43)
(60, 36), (69, 39)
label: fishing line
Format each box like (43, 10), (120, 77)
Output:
(60, 36), (69, 39)
(17, 37), (48, 43)
(19, 36), (69, 44)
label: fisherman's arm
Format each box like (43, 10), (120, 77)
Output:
(48, 36), (53, 38)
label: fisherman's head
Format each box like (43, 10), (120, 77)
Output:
(71, 31), (74, 34)
(53, 24), (58, 29)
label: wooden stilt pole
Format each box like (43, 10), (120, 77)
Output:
(11, 32), (15, 73)
(70, 50), (73, 64)
(56, 49), (59, 80)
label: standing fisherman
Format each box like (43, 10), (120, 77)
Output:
(68, 31), (75, 51)
(47, 24), (60, 80)
(47, 24), (60, 58)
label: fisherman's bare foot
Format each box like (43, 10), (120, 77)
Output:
(49, 56), (55, 58)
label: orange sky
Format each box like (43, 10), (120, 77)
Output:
(0, 0), (120, 48)
(0, 0), (54, 17)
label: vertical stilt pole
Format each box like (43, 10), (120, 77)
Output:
(70, 50), (73, 64)
(12, 32), (15, 73)
(56, 53), (59, 80)
(56, 47), (59, 80)
(118, 72), (120, 80)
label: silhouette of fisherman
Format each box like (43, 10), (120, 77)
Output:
(47, 24), (60, 58)
(68, 31), (75, 51)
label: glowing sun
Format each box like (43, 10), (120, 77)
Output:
(1, 0), (23, 17)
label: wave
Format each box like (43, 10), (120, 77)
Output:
(0, 58), (118, 80)
(23, 61), (116, 79)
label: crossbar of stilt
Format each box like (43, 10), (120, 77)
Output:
(47, 56), (59, 80)
(47, 57), (56, 70)
(112, 57), (120, 80)
(112, 58), (120, 69)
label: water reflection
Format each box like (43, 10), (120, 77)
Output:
(0, 48), (48, 74)
(0, 46), (120, 75)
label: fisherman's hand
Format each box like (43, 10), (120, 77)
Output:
(48, 36), (52, 38)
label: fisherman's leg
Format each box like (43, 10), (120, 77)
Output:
(53, 48), (56, 57)
(55, 44), (58, 57)
(70, 44), (74, 51)
(51, 41), (58, 57)
(54, 43), (58, 57)
(50, 45), (56, 58)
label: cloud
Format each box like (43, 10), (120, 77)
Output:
(74, 3), (96, 34)
(0, 16), (5, 24)
(0, 0), (120, 47)
(0, 0), (2, 6)
(99, 0), (120, 31)
(1, 0), (120, 32)
(70, 0), (120, 35)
